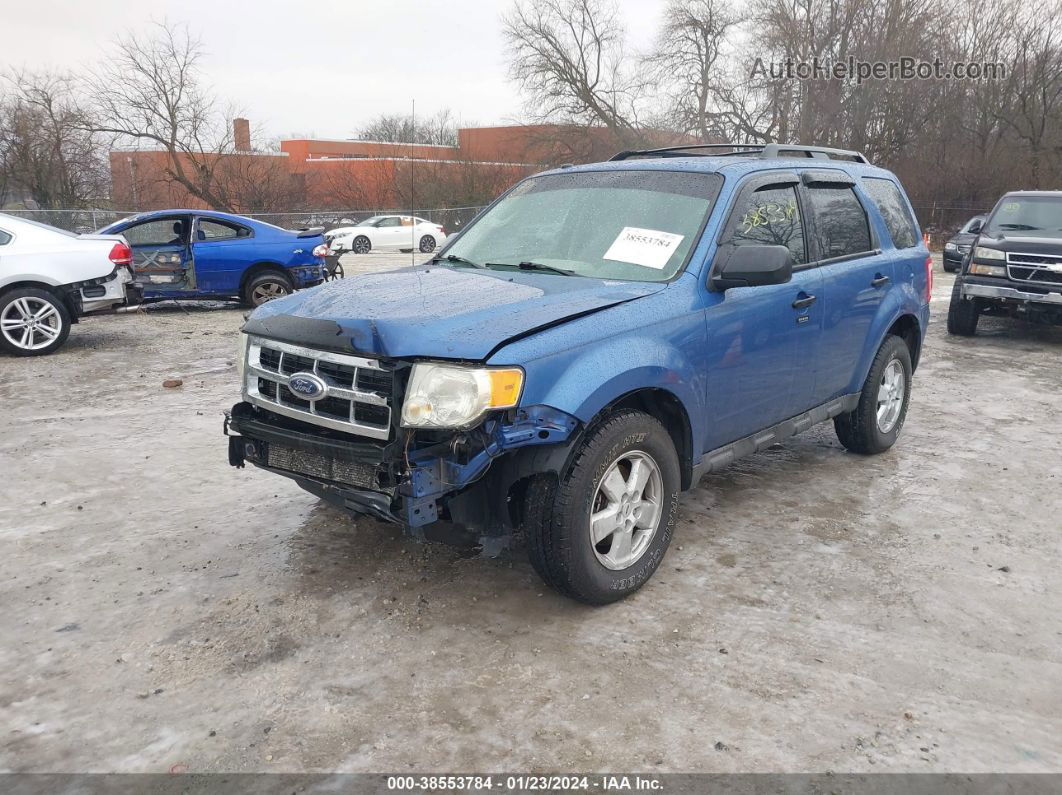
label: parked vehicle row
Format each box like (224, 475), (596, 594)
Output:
(226, 143), (932, 605)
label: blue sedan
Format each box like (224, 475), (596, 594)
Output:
(99, 210), (328, 307)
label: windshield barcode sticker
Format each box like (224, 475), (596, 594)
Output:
(603, 227), (684, 269)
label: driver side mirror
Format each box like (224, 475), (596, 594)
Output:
(969, 219), (983, 234)
(710, 244), (794, 291)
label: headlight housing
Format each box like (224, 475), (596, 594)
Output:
(236, 332), (249, 388)
(944, 242), (958, 252)
(973, 246), (1005, 261)
(401, 363), (523, 429)
(969, 263), (1007, 277)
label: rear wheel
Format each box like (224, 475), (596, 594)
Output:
(947, 278), (980, 336)
(352, 235), (371, 254)
(524, 410), (680, 605)
(242, 271), (293, 308)
(0, 288), (71, 356)
(834, 334), (912, 455)
(419, 235), (437, 253)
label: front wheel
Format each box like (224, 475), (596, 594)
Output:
(419, 235), (437, 253)
(352, 235), (371, 255)
(947, 278), (979, 336)
(834, 334), (913, 455)
(524, 409), (680, 605)
(0, 288), (72, 356)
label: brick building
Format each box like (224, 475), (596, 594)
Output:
(108, 122), (646, 213)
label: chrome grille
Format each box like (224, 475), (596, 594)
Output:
(1007, 251), (1062, 287)
(244, 337), (393, 440)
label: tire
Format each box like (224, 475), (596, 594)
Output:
(834, 335), (913, 455)
(943, 262), (957, 273)
(352, 235), (371, 255)
(946, 277), (979, 336)
(0, 287), (72, 356)
(524, 409), (680, 605)
(242, 271), (293, 308)
(419, 235), (437, 253)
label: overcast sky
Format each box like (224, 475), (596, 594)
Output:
(3, 0), (661, 141)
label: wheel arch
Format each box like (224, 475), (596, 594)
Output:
(0, 281), (80, 323)
(598, 387), (696, 490)
(238, 261), (293, 294)
(886, 313), (922, 371)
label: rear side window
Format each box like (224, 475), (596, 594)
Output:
(806, 187), (872, 259)
(730, 185), (807, 265)
(0, 229), (11, 246)
(862, 177), (919, 248)
(198, 219), (248, 241)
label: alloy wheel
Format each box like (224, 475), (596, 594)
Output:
(251, 282), (290, 306)
(589, 451), (663, 570)
(1, 296), (63, 351)
(876, 358), (906, 433)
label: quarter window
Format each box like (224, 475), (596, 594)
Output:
(198, 219), (247, 241)
(862, 177), (919, 249)
(730, 185), (807, 265)
(806, 187), (872, 259)
(0, 229), (11, 246)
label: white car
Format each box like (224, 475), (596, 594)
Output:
(0, 213), (137, 356)
(326, 215), (447, 255)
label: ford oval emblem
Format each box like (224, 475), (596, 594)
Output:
(288, 372), (326, 400)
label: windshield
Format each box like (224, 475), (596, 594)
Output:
(984, 197), (1062, 239)
(442, 170), (723, 282)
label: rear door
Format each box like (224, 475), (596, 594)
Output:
(803, 172), (893, 400)
(191, 216), (253, 294)
(120, 215), (194, 295)
(703, 173), (825, 449)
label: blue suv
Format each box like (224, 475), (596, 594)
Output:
(226, 143), (931, 604)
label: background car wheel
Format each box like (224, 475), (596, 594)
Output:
(243, 271), (293, 308)
(834, 334), (913, 455)
(419, 235), (437, 253)
(943, 262), (957, 273)
(524, 409), (680, 605)
(352, 235), (371, 255)
(946, 278), (980, 336)
(0, 287), (72, 357)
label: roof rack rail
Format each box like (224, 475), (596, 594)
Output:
(609, 142), (870, 164)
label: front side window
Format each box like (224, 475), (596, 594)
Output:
(984, 196), (1062, 240)
(862, 177), (919, 249)
(443, 170), (722, 282)
(124, 218), (188, 246)
(377, 217), (402, 228)
(806, 187), (872, 260)
(728, 185), (807, 265)
(960, 216), (984, 234)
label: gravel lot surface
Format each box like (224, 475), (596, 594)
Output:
(2, 255), (1060, 773)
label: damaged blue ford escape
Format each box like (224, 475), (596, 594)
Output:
(226, 143), (931, 604)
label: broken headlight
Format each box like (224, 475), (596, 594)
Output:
(401, 363), (523, 429)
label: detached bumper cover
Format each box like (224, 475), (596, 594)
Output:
(962, 282), (1062, 305)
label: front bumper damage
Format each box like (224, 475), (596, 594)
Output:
(961, 278), (1062, 323)
(226, 400), (580, 543)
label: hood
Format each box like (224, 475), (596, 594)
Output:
(243, 265), (665, 360)
(975, 235), (1062, 255)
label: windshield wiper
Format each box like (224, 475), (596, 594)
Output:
(432, 253), (484, 268)
(997, 223), (1039, 231)
(485, 260), (576, 276)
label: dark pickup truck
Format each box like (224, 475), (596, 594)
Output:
(948, 191), (1062, 334)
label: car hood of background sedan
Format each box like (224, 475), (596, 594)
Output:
(242, 265), (665, 360)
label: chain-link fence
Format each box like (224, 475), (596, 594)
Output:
(0, 206), (488, 235)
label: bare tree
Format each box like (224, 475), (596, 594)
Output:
(504, 0), (646, 145)
(0, 70), (110, 211)
(358, 109), (460, 146)
(87, 21), (238, 211)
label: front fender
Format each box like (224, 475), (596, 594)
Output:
(518, 334), (706, 456)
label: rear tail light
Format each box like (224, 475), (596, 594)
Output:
(312, 244), (329, 258)
(925, 254), (933, 300)
(109, 242), (132, 267)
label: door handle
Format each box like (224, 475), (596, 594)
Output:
(792, 294), (817, 309)
(871, 274), (890, 287)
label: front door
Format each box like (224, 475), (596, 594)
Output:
(121, 215), (194, 296)
(703, 177), (824, 451)
(374, 216), (407, 249)
(191, 216), (253, 295)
